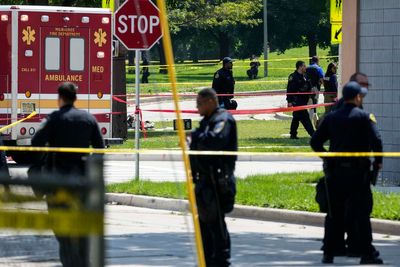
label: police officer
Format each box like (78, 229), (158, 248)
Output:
(310, 82), (383, 265)
(333, 72), (370, 111)
(32, 82), (105, 267)
(212, 57), (237, 110)
(190, 88), (237, 267)
(287, 61), (315, 139)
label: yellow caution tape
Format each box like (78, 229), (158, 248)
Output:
(0, 146), (399, 157)
(0, 111), (37, 133)
(126, 55), (339, 68)
(0, 209), (103, 236)
(134, 80), (287, 87)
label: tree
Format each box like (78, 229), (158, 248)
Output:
(267, 0), (330, 58)
(167, 0), (263, 59)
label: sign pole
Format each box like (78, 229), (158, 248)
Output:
(134, 49), (141, 180)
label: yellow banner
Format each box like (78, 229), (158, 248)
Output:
(330, 0), (343, 23)
(331, 23), (343, 44)
(102, 0), (114, 12)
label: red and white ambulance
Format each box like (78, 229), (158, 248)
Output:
(0, 5), (113, 162)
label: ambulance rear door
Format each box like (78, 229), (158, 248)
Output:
(40, 26), (90, 112)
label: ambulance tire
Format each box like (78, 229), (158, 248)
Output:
(8, 151), (43, 165)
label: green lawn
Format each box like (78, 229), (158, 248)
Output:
(113, 119), (316, 152)
(126, 46), (335, 94)
(106, 172), (400, 221)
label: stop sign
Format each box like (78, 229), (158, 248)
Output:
(114, 0), (162, 50)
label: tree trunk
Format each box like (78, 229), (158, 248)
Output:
(307, 34), (318, 63)
(62, 0), (76, 6)
(190, 42), (199, 63)
(157, 41), (168, 74)
(217, 31), (230, 60)
(28, 0), (48, 4)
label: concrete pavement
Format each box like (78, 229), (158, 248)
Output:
(1, 205), (399, 266)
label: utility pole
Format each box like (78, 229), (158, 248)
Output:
(263, 0), (268, 77)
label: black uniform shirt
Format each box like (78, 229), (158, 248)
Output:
(310, 103), (383, 164)
(286, 70), (310, 106)
(190, 108), (237, 176)
(212, 68), (235, 100)
(32, 104), (105, 174)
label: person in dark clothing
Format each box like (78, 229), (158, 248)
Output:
(32, 82), (105, 267)
(332, 72), (370, 112)
(323, 63), (338, 114)
(0, 137), (10, 193)
(212, 57), (237, 110)
(141, 57), (150, 83)
(287, 61), (315, 139)
(247, 55), (261, 79)
(310, 81), (383, 265)
(190, 88), (237, 267)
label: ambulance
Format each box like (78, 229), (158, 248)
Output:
(0, 5), (113, 163)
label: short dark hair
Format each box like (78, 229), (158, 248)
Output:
(296, 61), (305, 70)
(198, 88), (218, 101)
(311, 56), (319, 63)
(58, 82), (77, 104)
(349, 72), (368, 82)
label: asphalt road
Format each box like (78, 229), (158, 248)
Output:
(1, 205), (399, 266)
(131, 94), (289, 122)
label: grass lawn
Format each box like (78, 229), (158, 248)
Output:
(112, 119), (316, 152)
(107, 172), (400, 221)
(126, 46), (335, 94)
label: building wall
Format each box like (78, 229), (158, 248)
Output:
(358, 0), (400, 185)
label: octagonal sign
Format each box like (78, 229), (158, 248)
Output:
(114, 0), (162, 50)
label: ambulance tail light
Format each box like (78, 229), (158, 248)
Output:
(0, 94), (4, 101)
(20, 15), (29, 22)
(81, 17), (89, 23)
(102, 17), (110, 24)
(29, 127), (35, 136)
(1, 15), (8, 21)
(20, 127), (26, 136)
(101, 127), (107, 135)
(97, 51), (105, 59)
(41, 15), (49, 22)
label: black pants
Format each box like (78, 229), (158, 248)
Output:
(290, 110), (315, 137)
(323, 168), (375, 256)
(48, 192), (89, 267)
(196, 183), (231, 266)
(200, 216), (231, 267)
(56, 236), (89, 267)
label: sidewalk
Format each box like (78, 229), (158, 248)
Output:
(1, 205), (398, 266)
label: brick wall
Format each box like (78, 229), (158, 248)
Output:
(359, 0), (400, 185)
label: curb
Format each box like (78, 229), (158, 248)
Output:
(104, 154), (322, 162)
(106, 193), (400, 236)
